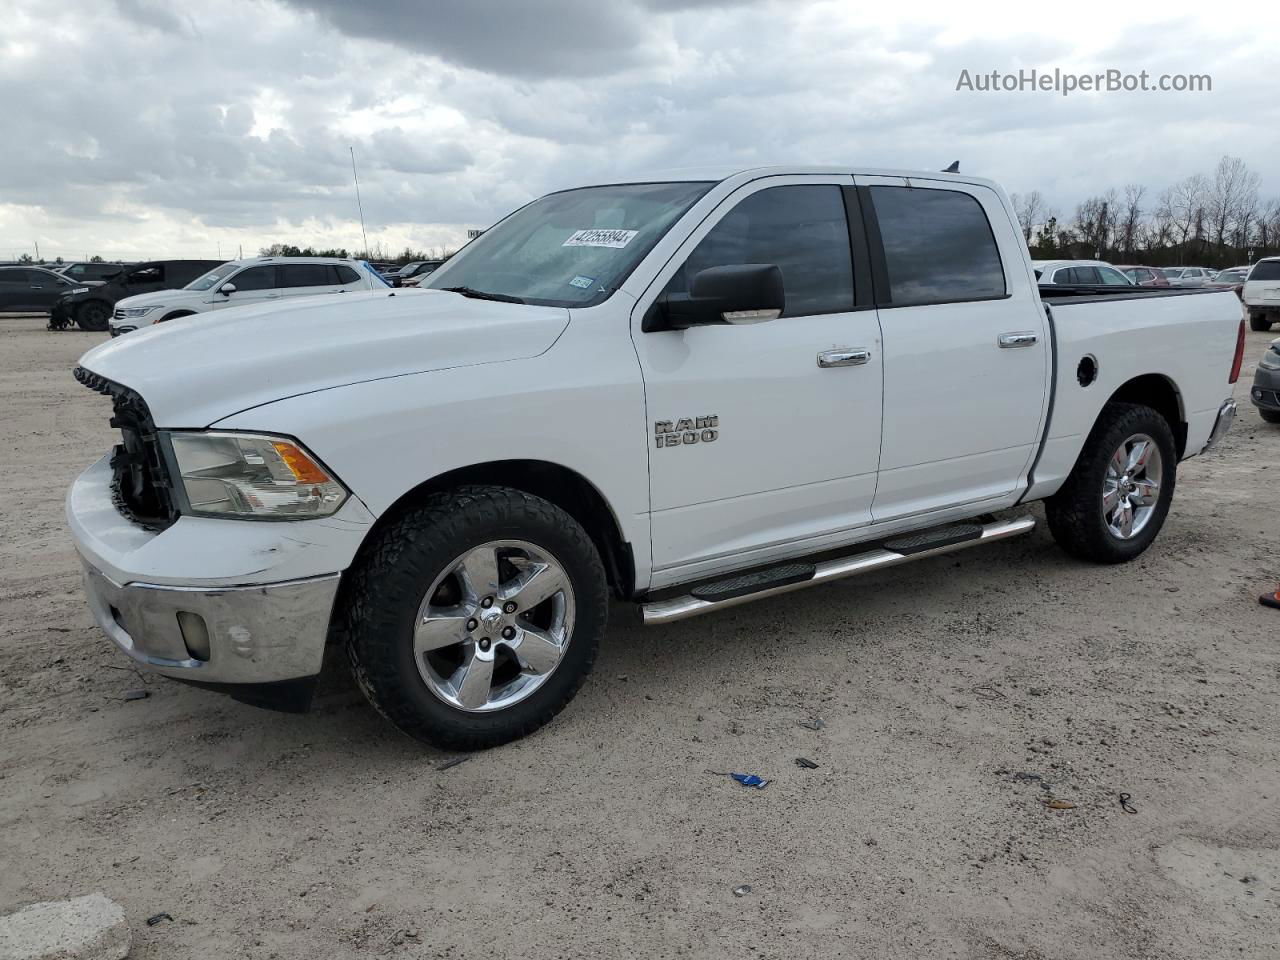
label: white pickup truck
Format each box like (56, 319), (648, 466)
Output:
(67, 165), (1244, 749)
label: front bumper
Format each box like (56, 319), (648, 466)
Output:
(108, 324), (136, 337)
(68, 454), (375, 707)
(1251, 364), (1280, 412)
(81, 560), (339, 686)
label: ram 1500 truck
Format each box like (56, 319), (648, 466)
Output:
(67, 165), (1244, 749)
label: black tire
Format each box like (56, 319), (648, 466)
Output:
(1261, 409), (1280, 424)
(75, 300), (111, 332)
(1045, 402), (1177, 564)
(343, 485), (607, 750)
(1250, 316), (1272, 332)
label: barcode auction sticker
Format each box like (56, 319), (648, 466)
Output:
(562, 228), (638, 249)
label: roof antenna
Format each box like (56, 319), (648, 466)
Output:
(942, 160), (960, 173)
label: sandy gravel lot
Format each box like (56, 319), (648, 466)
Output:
(2, 313), (1278, 959)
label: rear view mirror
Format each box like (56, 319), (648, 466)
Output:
(219, 282), (237, 296)
(644, 264), (785, 332)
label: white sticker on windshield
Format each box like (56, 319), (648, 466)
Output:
(563, 228), (638, 249)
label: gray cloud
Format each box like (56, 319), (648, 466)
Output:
(1, 0), (1277, 262)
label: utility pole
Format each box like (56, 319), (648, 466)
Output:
(351, 146), (370, 259)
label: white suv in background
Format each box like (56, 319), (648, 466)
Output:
(1244, 257), (1280, 331)
(109, 257), (384, 335)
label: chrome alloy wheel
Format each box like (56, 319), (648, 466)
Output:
(413, 540), (575, 713)
(1102, 433), (1163, 540)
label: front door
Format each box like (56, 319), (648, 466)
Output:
(857, 176), (1049, 521)
(633, 177), (885, 581)
(214, 264), (281, 310)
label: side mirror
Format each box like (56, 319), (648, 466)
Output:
(219, 282), (237, 296)
(644, 264), (784, 332)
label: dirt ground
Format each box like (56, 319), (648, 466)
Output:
(1, 312), (1278, 960)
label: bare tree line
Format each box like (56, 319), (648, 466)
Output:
(1011, 156), (1280, 267)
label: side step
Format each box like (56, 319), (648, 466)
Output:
(641, 515), (1036, 625)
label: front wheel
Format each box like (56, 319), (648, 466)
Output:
(1046, 402), (1177, 564)
(1261, 409), (1280, 424)
(76, 301), (111, 331)
(1250, 316), (1272, 332)
(343, 486), (607, 750)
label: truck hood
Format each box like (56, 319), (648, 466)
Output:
(113, 288), (203, 310)
(77, 289), (570, 427)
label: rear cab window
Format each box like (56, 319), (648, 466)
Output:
(867, 186), (1006, 305)
(1251, 261), (1280, 281)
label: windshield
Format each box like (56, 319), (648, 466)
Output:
(184, 263), (240, 291)
(425, 181), (714, 307)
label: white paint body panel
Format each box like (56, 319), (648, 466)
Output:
(629, 174), (883, 573)
(72, 164), (1241, 602)
(860, 175), (1049, 521)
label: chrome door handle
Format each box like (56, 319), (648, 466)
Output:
(817, 348), (872, 368)
(998, 332), (1038, 348)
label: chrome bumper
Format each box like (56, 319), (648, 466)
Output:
(81, 560), (339, 684)
(1202, 398), (1237, 453)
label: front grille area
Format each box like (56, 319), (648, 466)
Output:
(112, 309), (124, 319)
(73, 366), (178, 530)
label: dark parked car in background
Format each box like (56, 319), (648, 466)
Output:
(386, 259), (445, 287)
(1117, 265), (1172, 287)
(0, 266), (88, 313)
(55, 262), (127, 283)
(1250, 337), (1280, 424)
(48, 259), (224, 331)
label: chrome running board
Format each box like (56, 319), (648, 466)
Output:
(641, 515), (1036, 625)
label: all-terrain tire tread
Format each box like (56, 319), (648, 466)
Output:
(342, 485), (606, 750)
(1044, 402), (1177, 564)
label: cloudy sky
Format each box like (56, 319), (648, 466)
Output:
(3, 0), (1277, 262)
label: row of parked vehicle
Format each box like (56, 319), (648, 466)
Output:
(1034, 259), (1251, 290)
(0, 255), (443, 330)
(0, 257), (392, 331)
(1036, 257), (1280, 326)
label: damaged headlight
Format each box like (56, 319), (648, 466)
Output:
(167, 432), (348, 519)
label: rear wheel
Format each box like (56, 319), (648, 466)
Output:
(1046, 402), (1177, 564)
(1250, 316), (1272, 332)
(344, 486), (607, 750)
(75, 301), (111, 332)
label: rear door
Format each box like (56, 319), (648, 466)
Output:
(214, 265), (281, 309)
(279, 263), (355, 300)
(28, 270), (72, 310)
(857, 176), (1049, 521)
(0, 269), (32, 311)
(633, 176), (884, 577)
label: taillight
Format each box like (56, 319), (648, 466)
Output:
(1229, 318), (1246, 383)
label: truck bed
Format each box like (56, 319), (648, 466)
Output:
(1038, 285), (1232, 305)
(1023, 286), (1241, 503)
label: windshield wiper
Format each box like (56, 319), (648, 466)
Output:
(439, 286), (525, 304)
